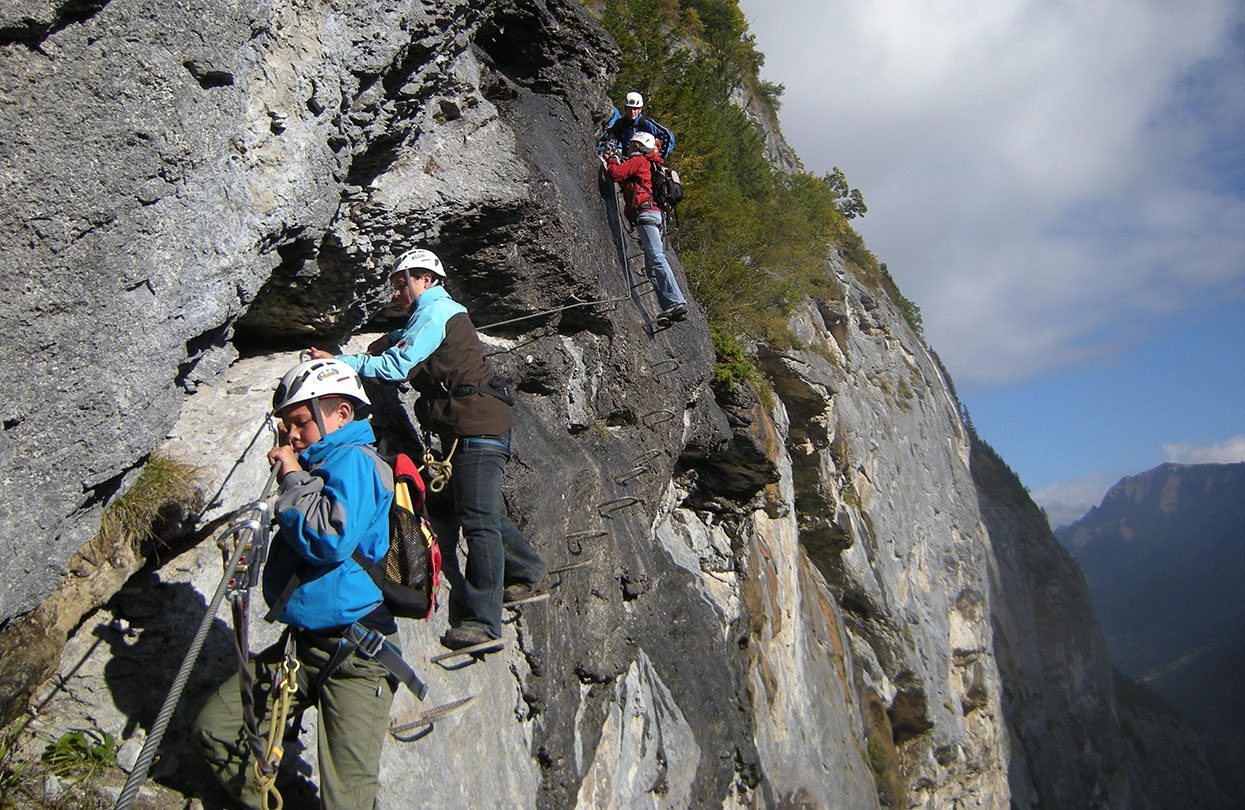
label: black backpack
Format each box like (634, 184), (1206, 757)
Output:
(648, 158), (683, 212)
(356, 448), (441, 620)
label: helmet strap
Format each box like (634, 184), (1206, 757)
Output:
(403, 267), (418, 307)
(311, 396), (328, 441)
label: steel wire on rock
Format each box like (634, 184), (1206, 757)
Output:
(115, 463), (280, 810)
(476, 294), (631, 332)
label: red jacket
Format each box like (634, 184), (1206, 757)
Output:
(604, 151), (664, 222)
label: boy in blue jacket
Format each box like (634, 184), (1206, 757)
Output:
(195, 358), (397, 810)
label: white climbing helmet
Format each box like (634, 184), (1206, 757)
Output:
(392, 247), (446, 279)
(625, 90), (644, 109)
(273, 358), (371, 414)
(629, 131), (657, 153)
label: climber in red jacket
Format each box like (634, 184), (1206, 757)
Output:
(602, 131), (688, 325)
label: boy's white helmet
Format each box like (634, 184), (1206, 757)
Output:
(625, 91), (644, 109)
(273, 358), (371, 413)
(392, 247), (446, 279)
(629, 131), (657, 152)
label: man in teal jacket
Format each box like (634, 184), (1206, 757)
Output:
(314, 247), (546, 651)
(196, 358), (397, 810)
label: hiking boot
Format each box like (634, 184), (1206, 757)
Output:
(503, 575), (550, 604)
(440, 624), (495, 650)
(667, 303), (688, 322)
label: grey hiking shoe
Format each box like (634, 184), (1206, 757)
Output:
(440, 624), (495, 650)
(667, 302), (688, 322)
(503, 575), (550, 604)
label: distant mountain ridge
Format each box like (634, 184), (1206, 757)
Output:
(1056, 461), (1245, 678)
(1055, 461), (1245, 789)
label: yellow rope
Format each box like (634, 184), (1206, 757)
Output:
(419, 437), (458, 493)
(252, 655), (300, 810)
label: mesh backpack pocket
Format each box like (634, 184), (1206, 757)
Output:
(355, 451), (442, 620)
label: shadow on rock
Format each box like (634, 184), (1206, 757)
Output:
(101, 570), (317, 807)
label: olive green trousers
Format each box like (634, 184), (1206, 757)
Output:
(194, 629), (396, 810)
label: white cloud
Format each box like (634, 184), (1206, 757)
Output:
(1163, 434), (1245, 464)
(1032, 471), (1119, 529)
(739, 0), (1245, 384)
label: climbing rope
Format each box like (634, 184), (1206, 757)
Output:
(476, 294), (631, 333)
(193, 413), (278, 524)
(418, 437), (458, 493)
(252, 653), (300, 810)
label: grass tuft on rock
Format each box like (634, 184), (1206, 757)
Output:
(97, 452), (202, 557)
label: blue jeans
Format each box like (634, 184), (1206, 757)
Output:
(636, 210), (686, 311)
(439, 431), (546, 637)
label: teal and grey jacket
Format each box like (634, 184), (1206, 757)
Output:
(338, 285), (513, 439)
(262, 419), (393, 631)
(338, 285), (466, 384)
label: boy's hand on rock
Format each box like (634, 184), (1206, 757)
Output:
(267, 446), (301, 478)
(307, 347), (334, 360)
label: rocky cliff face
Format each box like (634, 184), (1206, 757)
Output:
(0, 1), (1229, 807)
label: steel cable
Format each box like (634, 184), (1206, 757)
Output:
(115, 463), (280, 810)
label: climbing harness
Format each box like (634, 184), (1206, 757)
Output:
(440, 376), (515, 407)
(296, 622), (429, 702)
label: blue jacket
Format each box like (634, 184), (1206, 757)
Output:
(598, 108), (675, 158)
(263, 419), (393, 631)
(338, 285), (466, 383)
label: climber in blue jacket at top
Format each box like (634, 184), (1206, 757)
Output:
(597, 90), (675, 159)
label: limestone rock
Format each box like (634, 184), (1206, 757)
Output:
(0, 1), (1230, 808)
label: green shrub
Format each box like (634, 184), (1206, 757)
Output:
(98, 452), (201, 555)
(710, 323), (760, 390)
(41, 728), (116, 782)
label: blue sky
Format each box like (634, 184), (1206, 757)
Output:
(737, 0), (1245, 526)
